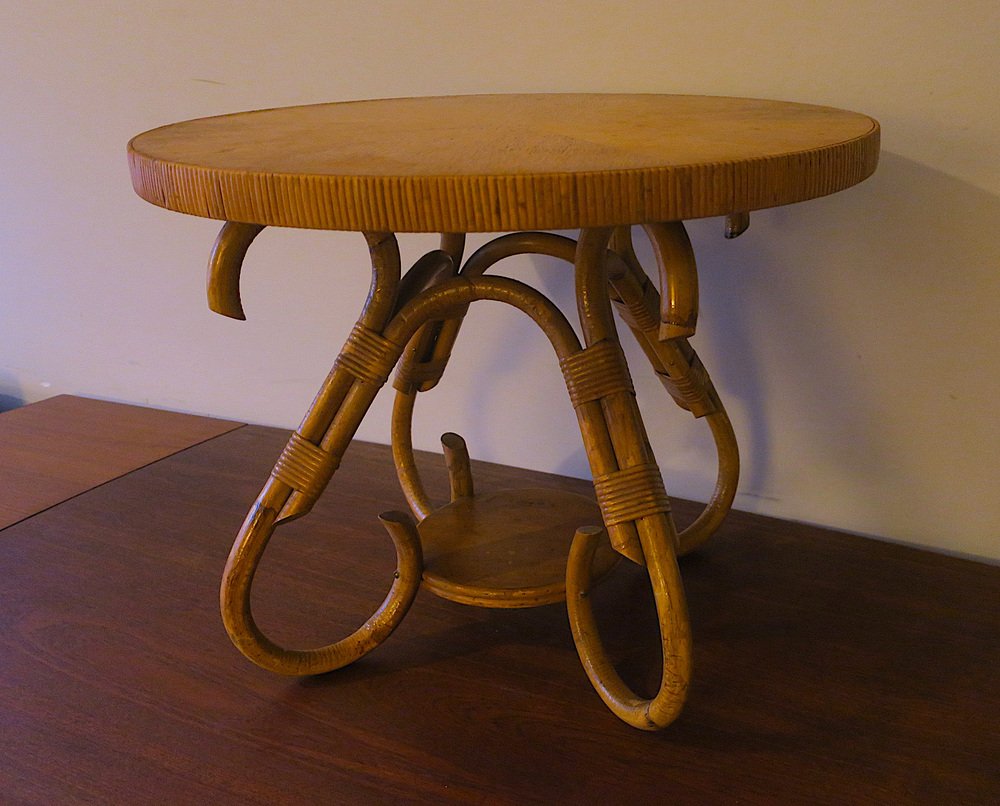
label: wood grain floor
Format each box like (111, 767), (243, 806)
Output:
(0, 395), (240, 528)
(1, 399), (996, 803)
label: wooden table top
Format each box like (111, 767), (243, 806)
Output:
(128, 94), (879, 232)
(2, 396), (997, 803)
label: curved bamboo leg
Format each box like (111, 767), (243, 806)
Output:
(279, 231), (403, 523)
(222, 505), (422, 675)
(390, 234), (467, 521)
(213, 223), (698, 726)
(561, 227), (692, 729)
(220, 231), (424, 675)
(609, 225), (740, 555)
(222, 244), (586, 677)
(459, 226), (736, 555)
(566, 525), (689, 730)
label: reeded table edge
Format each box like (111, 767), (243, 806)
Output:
(128, 95), (880, 232)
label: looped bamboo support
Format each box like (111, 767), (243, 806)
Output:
(276, 232), (402, 524)
(561, 228), (692, 727)
(220, 231), (425, 673)
(609, 225), (740, 555)
(221, 503), (423, 675)
(566, 525), (690, 731)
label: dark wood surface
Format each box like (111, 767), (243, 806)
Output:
(0, 394), (241, 528)
(1, 399), (997, 803)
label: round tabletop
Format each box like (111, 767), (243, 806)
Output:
(128, 94), (879, 233)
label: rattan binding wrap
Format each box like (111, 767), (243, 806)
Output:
(272, 432), (341, 503)
(334, 323), (401, 386)
(592, 463), (672, 526)
(658, 351), (716, 418)
(560, 340), (635, 408)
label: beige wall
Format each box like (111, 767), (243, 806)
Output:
(1, 1), (997, 559)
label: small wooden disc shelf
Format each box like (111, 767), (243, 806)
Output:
(418, 488), (620, 608)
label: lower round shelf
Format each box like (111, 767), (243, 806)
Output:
(418, 487), (619, 608)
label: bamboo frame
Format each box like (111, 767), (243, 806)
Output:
(132, 92), (881, 732)
(214, 222), (740, 729)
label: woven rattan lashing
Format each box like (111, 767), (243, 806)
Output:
(271, 432), (340, 507)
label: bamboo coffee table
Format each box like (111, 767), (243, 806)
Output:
(129, 94), (879, 730)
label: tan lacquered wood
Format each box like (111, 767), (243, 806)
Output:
(128, 94), (879, 232)
(419, 488), (619, 608)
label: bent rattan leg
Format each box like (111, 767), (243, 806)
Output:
(562, 228), (692, 729)
(220, 234), (589, 677)
(456, 227), (737, 555)
(391, 234), (467, 522)
(219, 231), (424, 675)
(609, 224), (740, 555)
(221, 503), (422, 675)
(566, 524), (690, 730)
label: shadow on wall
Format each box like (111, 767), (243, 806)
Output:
(688, 151), (999, 550)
